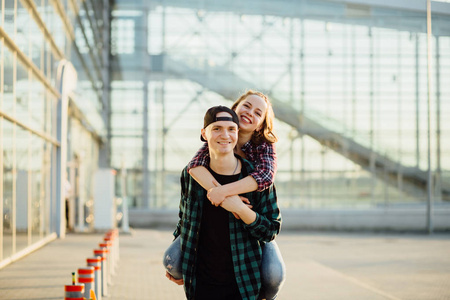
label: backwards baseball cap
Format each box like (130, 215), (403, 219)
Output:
(201, 105), (239, 142)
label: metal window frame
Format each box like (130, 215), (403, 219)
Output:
(0, 23), (3, 263)
(0, 2), (60, 264)
(77, 0), (104, 67)
(0, 29), (60, 145)
(68, 0), (103, 83)
(0, 27), (60, 99)
(19, 0), (65, 61)
(0, 110), (60, 146)
(50, 0), (103, 102)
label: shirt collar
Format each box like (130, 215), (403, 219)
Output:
(241, 140), (252, 151)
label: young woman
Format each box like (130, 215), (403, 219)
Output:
(164, 90), (285, 300)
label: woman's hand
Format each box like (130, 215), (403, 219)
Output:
(166, 271), (184, 285)
(231, 196), (252, 219)
(207, 181), (228, 206)
(221, 195), (257, 225)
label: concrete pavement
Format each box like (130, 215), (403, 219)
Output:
(0, 228), (449, 299)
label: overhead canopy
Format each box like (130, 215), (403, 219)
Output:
(114, 0), (450, 36)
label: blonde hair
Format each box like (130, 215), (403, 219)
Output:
(231, 90), (278, 145)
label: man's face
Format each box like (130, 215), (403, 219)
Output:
(201, 111), (238, 155)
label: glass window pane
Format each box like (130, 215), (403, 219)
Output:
(31, 135), (44, 243)
(4, 0), (15, 39)
(4, 48), (14, 116)
(16, 126), (30, 253)
(16, 61), (29, 124)
(30, 15), (44, 71)
(30, 76), (45, 133)
(3, 121), (14, 259)
(16, 0), (29, 55)
(43, 142), (53, 236)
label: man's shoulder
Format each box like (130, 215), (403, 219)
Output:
(180, 166), (204, 197)
(181, 166), (190, 178)
(180, 166), (197, 187)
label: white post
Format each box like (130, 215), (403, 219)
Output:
(121, 154), (130, 233)
(426, 0), (434, 234)
(55, 60), (77, 238)
(94, 169), (116, 230)
(76, 151), (86, 232)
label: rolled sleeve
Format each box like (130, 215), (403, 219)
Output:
(187, 143), (210, 172)
(243, 185), (281, 242)
(247, 143), (277, 192)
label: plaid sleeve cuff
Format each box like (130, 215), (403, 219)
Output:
(250, 143), (277, 191)
(246, 212), (262, 228)
(244, 213), (263, 232)
(250, 171), (275, 192)
(243, 213), (279, 242)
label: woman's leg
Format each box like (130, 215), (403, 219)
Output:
(163, 236), (183, 279)
(260, 241), (286, 300)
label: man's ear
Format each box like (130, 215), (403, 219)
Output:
(201, 128), (207, 141)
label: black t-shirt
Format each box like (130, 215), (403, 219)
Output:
(196, 158), (246, 299)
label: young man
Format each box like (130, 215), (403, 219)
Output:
(167, 105), (281, 300)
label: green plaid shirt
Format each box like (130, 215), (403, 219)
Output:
(174, 158), (282, 300)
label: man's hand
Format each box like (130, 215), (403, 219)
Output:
(166, 271), (184, 285)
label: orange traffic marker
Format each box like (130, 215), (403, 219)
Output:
(90, 289), (97, 300)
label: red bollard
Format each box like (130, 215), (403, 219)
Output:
(105, 229), (119, 264)
(104, 235), (117, 274)
(78, 267), (95, 300)
(99, 242), (112, 285)
(64, 284), (84, 300)
(87, 257), (102, 300)
(94, 248), (108, 297)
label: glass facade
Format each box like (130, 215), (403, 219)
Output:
(110, 0), (450, 210)
(0, 0), (106, 265)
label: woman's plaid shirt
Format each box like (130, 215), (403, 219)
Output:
(174, 158), (282, 300)
(187, 141), (277, 192)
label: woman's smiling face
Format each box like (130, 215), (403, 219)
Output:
(234, 95), (268, 134)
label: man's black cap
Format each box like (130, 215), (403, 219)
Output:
(201, 105), (239, 142)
